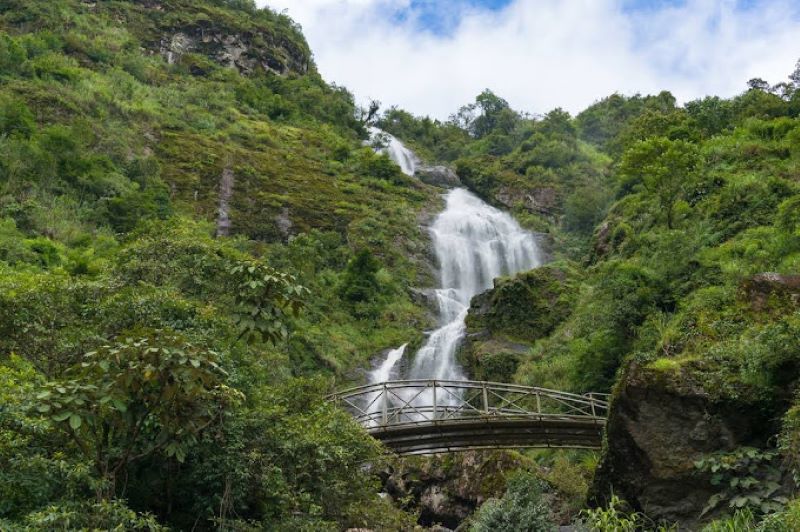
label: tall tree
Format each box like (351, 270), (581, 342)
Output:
(619, 137), (701, 229)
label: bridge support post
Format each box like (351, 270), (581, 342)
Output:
(482, 383), (489, 415)
(432, 380), (437, 420)
(536, 392), (542, 421)
(382, 382), (388, 426)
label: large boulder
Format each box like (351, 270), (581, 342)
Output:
(462, 266), (576, 381)
(416, 165), (462, 188)
(590, 360), (785, 529)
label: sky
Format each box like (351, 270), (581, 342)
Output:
(257, 0), (800, 120)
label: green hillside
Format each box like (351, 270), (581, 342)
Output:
(0, 0), (434, 529)
(2, 0), (800, 530)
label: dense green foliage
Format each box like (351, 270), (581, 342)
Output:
(0, 0), (433, 528)
(469, 471), (554, 531)
(382, 61), (800, 527)
(2, 0), (800, 528)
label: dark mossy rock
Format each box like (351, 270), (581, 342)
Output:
(416, 165), (461, 188)
(382, 451), (531, 530)
(466, 265), (576, 343)
(740, 272), (800, 312)
(462, 265), (576, 381)
(589, 360), (789, 529)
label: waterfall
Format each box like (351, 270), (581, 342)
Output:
(409, 188), (542, 384)
(365, 132), (542, 408)
(368, 127), (418, 176)
(364, 344), (407, 425)
(370, 344), (407, 384)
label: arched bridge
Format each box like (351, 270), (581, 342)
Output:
(330, 380), (610, 455)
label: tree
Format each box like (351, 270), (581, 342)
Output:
(357, 98), (381, 125)
(789, 58), (800, 88)
(453, 89), (518, 139)
(618, 137), (700, 228)
(748, 78), (771, 92)
(36, 332), (242, 500)
(539, 107), (577, 141)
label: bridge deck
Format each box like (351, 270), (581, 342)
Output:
(331, 380), (609, 455)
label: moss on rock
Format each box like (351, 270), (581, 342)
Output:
(462, 264), (577, 381)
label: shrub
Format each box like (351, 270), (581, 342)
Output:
(0, 95), (35, 137)
(338, 249), (381, 304)
(20, 499), (166, 531)
(580, 495), (677, 531)
(470, 471), (554, 532)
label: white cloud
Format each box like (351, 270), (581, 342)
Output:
(258, 0), (800, 119)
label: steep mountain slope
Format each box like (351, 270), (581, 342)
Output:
(0, 1), (437, 529)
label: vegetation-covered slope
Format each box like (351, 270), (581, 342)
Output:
(0, 0), (438, 529)
(382, 73), (800, 528)
(3, 0), (800, 529)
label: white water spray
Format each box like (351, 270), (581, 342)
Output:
(370, 344), (407, 383)
(409, 188), (542, 387)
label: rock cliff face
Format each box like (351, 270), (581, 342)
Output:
(126, 0), (312, 76)
(383, 451), (529, 529)
(590, 271), (800, 528)
(740, 273), (800, 312)
(159, 27), (309, 75)
(495, 185), (558, 218)
(462, 266), (576, 382)
(589, 361), (782, 529)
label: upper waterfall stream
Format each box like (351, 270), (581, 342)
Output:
(367, 129), (542, 396)
(368, 127), (419, 176)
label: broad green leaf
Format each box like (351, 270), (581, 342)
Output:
(69, 414), (82, 430)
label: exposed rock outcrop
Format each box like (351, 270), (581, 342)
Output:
(275, 207), (293, 239)
(383, 451), (529, 530)
(416, 165), (461, 188)
(590, 361), (783, 529)
(462, 266), (576, 381)
(133, 0), (312, 76)
(496, 185), (558, 217)
(215, 167), (234, 237)
(158, 28), (308, 75)
(740, 272), (800, 311)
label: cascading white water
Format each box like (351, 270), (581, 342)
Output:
(368, 127), (418, 176)
(364, 344), (407, 425)
(365, 131), (542, 410)
(409, 188), (542, 387)
(370, 344), (407, 383)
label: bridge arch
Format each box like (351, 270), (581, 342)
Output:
(331, 380), (609, 455)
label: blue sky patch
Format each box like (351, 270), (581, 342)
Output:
(392, 0), (514, 35)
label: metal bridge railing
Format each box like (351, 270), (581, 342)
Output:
(330, 379), (610, 431)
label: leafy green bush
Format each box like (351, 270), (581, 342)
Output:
(19, 499), (166, 531)
(694, 447), (787, 517)
(37, 331), (242, 498)
(580, 495), (676, 531)
(470, 471), (554, 532)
